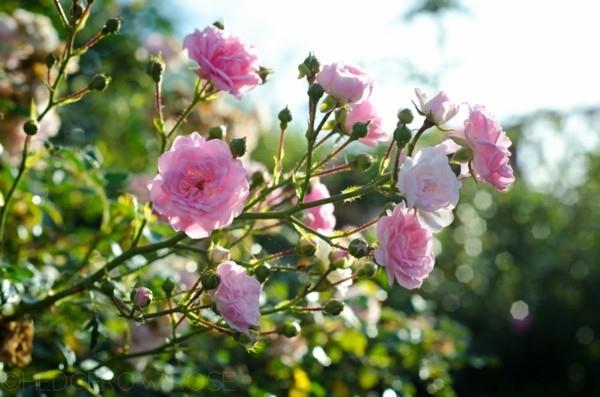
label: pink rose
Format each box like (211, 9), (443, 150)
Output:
(316, 62), (373, 104)
(396, 140), (462, 231)
(303, 179), (336, 233)
(149, 132), (249, 239)
(214, 261), (261, 334)
(374, 202), (435, 289)
(462, 105), (515, 191)
(344, 100), (387, 146)
(183, 26), (261, 99)
(415, 88), (459, 126)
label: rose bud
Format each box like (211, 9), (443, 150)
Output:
(131, 287), (153, 309)
(348, 238), (370, 258)
(324, 299), (344, 315)
(281, 320), (301, 338)
(296, 236), (317, 257)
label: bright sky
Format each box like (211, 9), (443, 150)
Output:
(162, 0), (600, 194)
(165, 0), (599, 124)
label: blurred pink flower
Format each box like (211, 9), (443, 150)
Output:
(375, 202), (435, 289)
(415, 88), (459, 126)
(303, 179), (336, 234)
(183, 26), (261, 99)
(397, 140), (462, 231)
(316, 62), (373, 104)
(214, 261), (261, 334)
(149, 132), (249, 239)
(344, 99), (387, 146)
(462, 105), (515, 191)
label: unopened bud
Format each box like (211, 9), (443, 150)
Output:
(23, 119), (39, 136)
(100, 280), (115, 296)
(278, 106), (292, 130)
(45, 54), (56, 68)
(162, 278), (175, 297)
(348, 238), (370, 258)
(101, 18), (122, 35)
(350, 122), (369, 140)
(359, 261), (378, 278)
(351, 153), (373, 172)
(229, 137), (247, 158)
(212, 20), (225, 30)
(208, 246), (230, 264)
(250, 170), (266, 188)
(394, 125), (412, 147)
(308, 83), (325, 102)
(258, 66), (273, 84)
(298, 53), (320, 81)
(296, 236), (317, 257)
(330, 256), (349, 269)
(324, 299), (344, 315)
(200, 272), (220, 290)
(319, 95), (337, 113)
(254, 263), (271, 283)
(397, 108), (414, 124)
(281, 320), (301, 337)
(89, 74), (111, 91)
(131, 287), (153, 309)
(208, 125), (226, 140)
(146, 56), (165, 83)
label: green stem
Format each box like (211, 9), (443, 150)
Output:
(407, 120), (434, 157)
(4, 233), (186, 321)
(238, 176), (386, 221)
(312, 137), (353, 171)
(0, 135), (32, 245)
(53, 0), (69, 27)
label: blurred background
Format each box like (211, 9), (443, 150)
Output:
(1, 0), (599, 396)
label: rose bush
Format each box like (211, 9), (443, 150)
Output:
(0, 2), (516, 395)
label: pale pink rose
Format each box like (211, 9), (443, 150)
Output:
(149, 132), (249, 239)
(344, 100), (387, 146)
(396, 140), (462, 231)
(415, 88), (459, 126)
(183, 26), (261, 99)
(214, 261), (261, 334)
(374, 202), (435, 289)
(316, 62), (373, 104)
(462, 105), (515, 191)
(303, 179), (336, 233)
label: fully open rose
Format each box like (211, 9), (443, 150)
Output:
(374, 202), (435, 289)
(183, 25), (261, 98)
(149, 132), (249, 239)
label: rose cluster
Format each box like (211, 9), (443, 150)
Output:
(140, 22), (517, 336)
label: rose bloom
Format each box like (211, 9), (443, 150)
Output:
(344, 99), (387, 146)
(303, 179), (336, 233)
(415, 88), (459, 126)
(374, 202), (435, 289)
(213, 261), (261, 334)
(396, 140), (462, 231)
(148, 132), (249, 239)
(316, 62), (373, 104)
(462, 105), (515, 191)
(183, 26), (261, 99)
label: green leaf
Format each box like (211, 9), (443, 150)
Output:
(0, 266), (34, 283)
(33, 369), (63, 381)
(341, 185), (364, 203)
